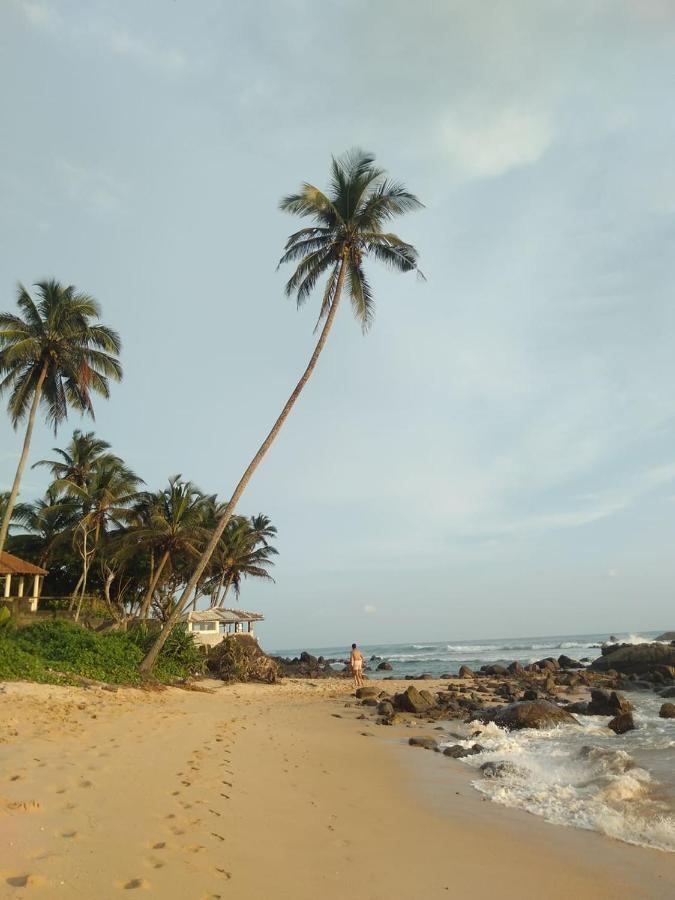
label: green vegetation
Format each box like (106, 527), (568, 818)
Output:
(0, 619), (204, 685)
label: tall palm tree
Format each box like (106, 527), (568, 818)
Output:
(33, 429), (122, 488)
(131, 477), (211, 620)
(140, 149), (422, 674)
(0, 281), (122, 554)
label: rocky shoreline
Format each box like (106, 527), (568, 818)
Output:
(336, 641), (675, 749)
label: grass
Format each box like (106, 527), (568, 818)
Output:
(0, 618), (204, 685)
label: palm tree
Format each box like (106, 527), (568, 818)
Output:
(131, 477), (211, 620)
(207, 515), (277, 607)
(139, 148), (422, 674)
(0, 281), (122, 554)
(8, 486), (79, 569)
(33, 429), (122, 488)
(56, 457), (142, 621)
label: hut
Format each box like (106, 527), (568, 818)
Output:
(0, 552), (48, 614)
(185, 608), (264, 648)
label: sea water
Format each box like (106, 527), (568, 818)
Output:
(276, 631), (675, 852)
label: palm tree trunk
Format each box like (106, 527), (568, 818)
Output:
(138, 550), (170, 620)
(139, 258), (348, 675)
(0, 361), (48, 555)
(68, 572), (84, 611)
(210, 571), (227, 608)
(74, 528), (89, 623)
(217, 576), (233, 608)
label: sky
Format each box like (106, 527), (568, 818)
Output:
(1, 0), (674, 650)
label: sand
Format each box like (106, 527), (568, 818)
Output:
(1, 676), (673, 899)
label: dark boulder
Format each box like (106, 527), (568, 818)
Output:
(608, 712), (636, 734)
(443, 743), (484, 759)
(535, 657), (559, 672)
(659, 687), (675, 699)
(587, 690), (633, 716)
(566, 701), (590, 715)
(480, 761), (524, 779)
(378, 700), (395, 718)
(361, 697), (379, 707)
(558, 655), (583, 669)
(656, 632), (675, 642)
(408, 736), (438, 751)
(659, 703), (675, 719)
(590, 643), (675, 675)
(480, 664), (508, 676)
(507, 661), (525, 676)
(458, 665), (475, 679)
(521, 689), (539, 701)
(474, 700), (579, 730)
(377, 661), (393, 671)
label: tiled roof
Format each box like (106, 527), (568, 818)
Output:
(0, 551), (48, 576)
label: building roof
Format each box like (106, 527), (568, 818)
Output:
(186, 608), (264, 624)
(0, 551), (48, 576)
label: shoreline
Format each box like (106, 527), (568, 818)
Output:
(1, 677), (673, 898)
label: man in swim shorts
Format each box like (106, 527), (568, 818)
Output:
(350, 643), (364, 687)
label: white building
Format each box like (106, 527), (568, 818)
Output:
(185, 608), (264, 648)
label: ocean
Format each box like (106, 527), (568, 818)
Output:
(275, 631), (675, 853)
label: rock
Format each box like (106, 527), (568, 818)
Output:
(395, 685), (434, 714)
(521, 689), (539, 701)
(659, 687), (675, 698)
(378, 700), (395, 717)
(587, 690), (633, 716)
(558, 655), (583, 669)
(659, 703), (675, 719)
(361, 698), (379, 707)
(355, 686), (379, 699)
(419, 689), (436, 706)
(507, 661), (525, 676)
(408, 736), (438, 751)
(656, 632), (675, 642)
(479, 761), (523, 779)
(300, 651), (318, 666)
(608, 712), (636, 734)
(443, 743), (484, 759)
(377, 661), (393, 671)
(590, 643), (675, 675)
(534, 657), (559, 672)
(474, 700), (579, 730)
(544, 676), (557, 693)
(420, 673), (434, 680)
(480, 664), (508, 676)
(458, 665), (475, 678)
(566, 701), (590, 714)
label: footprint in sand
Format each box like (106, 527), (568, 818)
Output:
(6, 874), (45, 888)
(119, 877), (150, 890)
(151, 842), (166, 850)
(61, 830), (78, 839)
(79, 780), (93, 788)
(214, 867), (232, 880)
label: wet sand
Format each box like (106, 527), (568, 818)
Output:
(1, 677), (673, 898)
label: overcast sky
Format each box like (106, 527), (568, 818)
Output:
(1, 0), (674, 649)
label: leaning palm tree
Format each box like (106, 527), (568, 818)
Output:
(8, 486), (79, 569)
(139, 148), (422, 674)
(0, 281), (122, 554)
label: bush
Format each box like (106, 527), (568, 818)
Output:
(207, 634), (278, 683)
(0, 619), (203, 685)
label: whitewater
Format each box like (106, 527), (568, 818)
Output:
(278, 630), (675, 853)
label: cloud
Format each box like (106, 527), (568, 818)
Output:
(12, 0), (187, 74)
(440, 108), (554, 178)
(363, 604), (377, 615)
(57, 160), (128, 215)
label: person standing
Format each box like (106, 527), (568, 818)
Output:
(350, 643), (364, 687)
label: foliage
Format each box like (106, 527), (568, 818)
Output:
(0, 619), (203, 685)
(207, 635), (278, 683)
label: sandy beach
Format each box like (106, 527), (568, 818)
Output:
(1, 677), (673, 899)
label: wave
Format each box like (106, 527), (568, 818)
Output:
(449, 710), (675, 853)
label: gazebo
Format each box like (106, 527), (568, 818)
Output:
(0, 552), (48, 614)
(185, 608), (264, 648)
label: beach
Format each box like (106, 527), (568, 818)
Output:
(2, 677), (673, 899)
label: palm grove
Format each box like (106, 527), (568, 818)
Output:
(0, 151), (422, 675)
